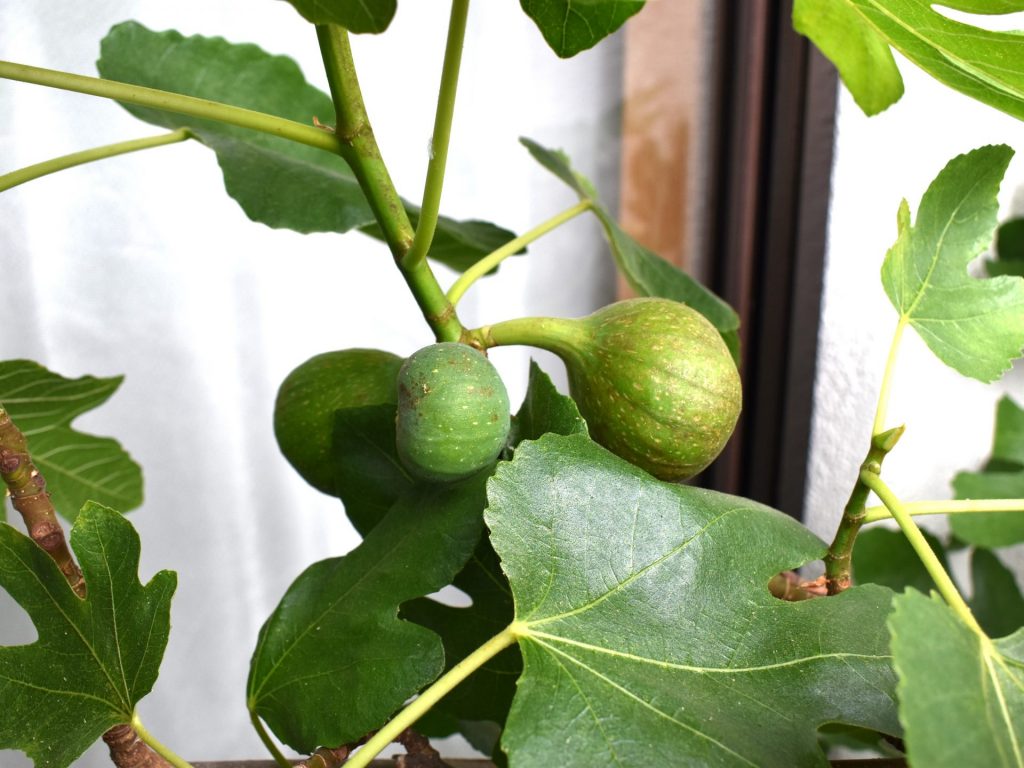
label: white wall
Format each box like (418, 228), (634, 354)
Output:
(805, 29), (1024, 546)
(0, 2), (623, 764)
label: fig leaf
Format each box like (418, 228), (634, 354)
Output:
(881, 145), (1024, 382)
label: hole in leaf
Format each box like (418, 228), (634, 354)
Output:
(423, 584), (473, 608)
(0, 588), (38, 646)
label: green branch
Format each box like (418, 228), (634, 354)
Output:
(447, 200), (593, 305)
(863, 498), (1024, 524)
(0, 129), (191, 192)
(344, 625), (519, 768)
(824, 426), (904, 595)
(315, 25), (463, 342)
(0, 61), (340, 154)
(402, 0), (471, 271)
(131, 714), (194, 768)
(859, 470), (983, 635)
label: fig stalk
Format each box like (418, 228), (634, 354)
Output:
(473, 298), (742, 481)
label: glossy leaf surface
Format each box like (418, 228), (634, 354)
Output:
(890, 590), (1024, 767)
(488, 434), (898, 767)
(0, 360), (142, 521)
(247, 474), (487, 752)
(520, 138), (740, 361)
(881, 145), (1024, 381)
(0, 503), (175, 768)
(794, 0), (1024, 119)
(280, 0), (397, 33)
(520, 0), (645, 58)
(96, 22), (517, 272)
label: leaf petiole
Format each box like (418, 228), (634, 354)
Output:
(872, 316), (907, 436)
(863, 497), (1024, 524)
(344, 624), (520, 768)
(130, 714), (194, 768)
(447, 199), (593, 305)
(859, 469), (984, 635)
(0, 61), (340, 153)
(402, 0), (472, 271)
(248, 710), (291, 768)
(0, 129), (191, 193)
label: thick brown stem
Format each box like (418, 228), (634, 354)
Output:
(0, 407), (84, 595)
(102, 725), (173, 768)
(394, 729), (449, 768)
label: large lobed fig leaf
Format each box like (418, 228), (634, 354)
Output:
(881, 145), (1024, 382)
(0, 503), (175, 768)
(96, 22), (518, 272)
(247, 473), (487, 752)
(890, 590), (1024, 767)
(0, 360), (142, 522)
(794, 0), (1024, 119)
(488, 434), (899, 767)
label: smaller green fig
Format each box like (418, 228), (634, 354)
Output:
(516, 297), (741, 481)
(274, 348), (404, 495)
(395, 343), (511, 483)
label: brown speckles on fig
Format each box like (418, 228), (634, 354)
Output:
(557, 298), (741, 481)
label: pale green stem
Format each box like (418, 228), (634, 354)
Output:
(402, 0), (471, 271)
(0, 129), (190, 192)
(872, 317), (907, 436)
(447, 199), (593, 305)
(863, 498), (1024, 524)
(316, 25), (463, 342)
(344, 625), (520, 768)
(0, 61), (340, 154)
(130, 714), (194, 768)
(249, 710), (291, 768)
(859, 470), (984, 635)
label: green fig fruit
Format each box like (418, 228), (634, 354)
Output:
(395, 343), (511, 483)
(524, 297), (741, 481)
(274, 348), (404, 495)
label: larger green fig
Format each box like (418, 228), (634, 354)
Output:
(396, 343), (511, 483)
(274, 348), (404, 495)
(523, 298), (741, 481)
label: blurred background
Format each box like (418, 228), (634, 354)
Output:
(1, 1), (1023, 765)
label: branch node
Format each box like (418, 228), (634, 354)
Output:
(102, 724), (172, 768)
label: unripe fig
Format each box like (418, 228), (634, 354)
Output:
(274, 348), (404, 495)
(395, 343), (511, 483)
(516, 298), (741, 481)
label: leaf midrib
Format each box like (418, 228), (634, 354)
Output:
(853, 0), (1024, 104)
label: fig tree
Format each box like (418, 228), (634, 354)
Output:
(500, 298), (741, 481)
(274, 348), (404, 495)
(395, 343), (511, 483)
